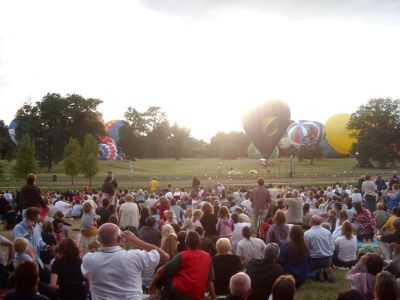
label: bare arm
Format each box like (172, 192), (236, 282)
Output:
(149, 265), (166, 294)
(6, 240), (14, 266)
(50, 273), (58, 289)
(121, 230), (170, 264)
(207, 281), (216, 300)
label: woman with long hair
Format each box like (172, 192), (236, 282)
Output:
(374, 271), (400, 300)
(333, 221), (357, 269)
(161, 234), (178, 259)
(278, 225), (309, 287)
(200, 202), (219, 243)
(350, 202), (376, 242)
(50, 239), (86, 300)
(332, 209), (349, 241)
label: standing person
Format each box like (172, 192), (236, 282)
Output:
(77, 202), (99, 256)
(107, 171), (118, 190)
(192, 176), (201, 192)
(150, 231), (216, 300)
(19, 174), (45, 213)
(95, 198), (113, 227)
(362, 175), (377, 213)
(389, 172), (400, 190)
(101, 174), (115, 210)
(283, 189), (303, 225)
(150, 177), (158, 193)
(118, 194), (139, 233)
(250, 177), (271, 233)
(82, 223), (169, 300)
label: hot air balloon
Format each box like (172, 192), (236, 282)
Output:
(319, 137), (343, 158)
(287, 120), (325, 146)
(325, 113), (357, 155)
(104, 120), (127, 144)
(242, 100), (291, 159)
(247, 143), (278, 159)
(98, 136), (121, 160)
(8, 119), (18, 144)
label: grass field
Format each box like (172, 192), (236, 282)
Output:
(1, 157), (397, 191)
(0, 219), (350, 300)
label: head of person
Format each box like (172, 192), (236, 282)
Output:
(377, 202), (384, 211)
(288, 225), (308, 260)
(321, 222), (332, 231)
(108, 214), (119, 225)
(185, 208), (193, 219)
(14, 237), (29, 255)
(310, 215), (322, 227)
(161, 224), (175, 238)
(354, 202), (363, 214)
(140, 206), (150, 219)
(264, 242), (280, 262)
(339, 209), (348, 224)
(26, 173), (36, 185)
(366, 254), (384, 276)
(303, 203), (310, 214)
(124, 194), (134, 202)
(257, 177), (265, 187)
(231, 213), (240, 224)
(146, 216), (156, 227)
(229, 272), (251, 299)
(194, 225), (205, 237)
(185, 230), (201, 250)
(273, 211), (287, 225)
(336, 289), (364, 300)
(42, 221), (54, 234)
(160, 196), (169, 208)
(341, 221), (353, 240)
(161, 234), (177, 258)
(25, 207), (40, 224)
(292, 189), (299, 197)
(375, 271), (400, 300)
(177, 230), (186, 245)
(97, 223), (120, 247)
(13, 261), (39, 294)
(216, 238), (232, 255)
(83, 201), (93, 214)
(202, 202), (214, 215)
(58, 238), (80, 260)
(192, 209), (204, 221)
(392, 207), (400, 217)
(101, 197), (110, 208)
(271, 275), (296, 300)
(218, 206), (230, 219)
(242, 226), (252, 240)
(105, 174), (113, 182)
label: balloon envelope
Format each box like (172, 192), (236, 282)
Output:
(242, 100), (291, 159)
(325, 113), (357, 155)
(8, 119), (17, 144)
(287, 120), (325, 146)
(98, 136), (121, 160)
(104, 120), (127, 144)
(248, 143), (278, 159)
(319, 137), (343, 158)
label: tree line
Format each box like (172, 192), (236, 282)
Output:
(0, 94), (399, 175)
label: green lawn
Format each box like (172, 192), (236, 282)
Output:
(0, 157), (397, 190)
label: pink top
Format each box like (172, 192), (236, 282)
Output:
(216, 218), (234, 238)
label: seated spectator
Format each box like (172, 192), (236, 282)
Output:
(232, 213), (251, 253)
(374, 203), (388, 231)
(271, 275), (296, 300)
(52, 211), (71, 241)
(212, 238), (242, 296)
(3, 204), (17, 230)
(378, 217), (400, 260)
(161, 233), (177, 259)
(5, 261), (49, 300)
(40, 221), (56, 265)
(237, 226), (266, 267)
(278, 225), (309, 287)
(333, 221), (357, 269)
(350, 202), (376, 242)
(138, 206), (150, 230)
(177, 231), (187, 253)
(266, 211), (289, 246)
(336, 289), (364, 300)
(346, 253), (384, 300)
(332, 210), (349, 242)
(374, 271), (400, 300)
(246, 243), (283, 300)
(164, 210), (177, 225)
(195, 226), (216, 257)
(304, 215), (335, 282)
(70, 200), (82, 219)
(170, 198), (185, 226)
(226, 272), (251, 300)
(50, 239), (85, 300)
(302, 203), (311, 229)
(13, 237), (34, 269)
(382, 207), (400, 234)
(139, 217), (161, 247)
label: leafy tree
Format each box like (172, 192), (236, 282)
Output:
(169, 122), (191, 160)
(0, 120), (15, 159)
(348, 98), (400, 168)
(0, 162), (4, 181)
(207, 131), (250, 159)
(13, 134), (38, 178)
(297, 128), (322, 165)
(80, 134), (99, 186)
(63, 138), (82, 184)
(15, 94), (104, 172)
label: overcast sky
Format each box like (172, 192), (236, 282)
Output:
(1, 0), (400, 141)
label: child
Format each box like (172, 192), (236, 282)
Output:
(71, 200), (83, 219)
(53, 211), (71, 241)
(216, 206), (234, 239)
(164, 210), (177, 225)
(77, 202), (99, 256)
(374, 203), (389, 231)
(13, 237), (34, 268)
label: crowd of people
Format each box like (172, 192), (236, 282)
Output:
(0, 171), (400, 299)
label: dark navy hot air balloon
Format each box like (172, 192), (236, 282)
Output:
(242, 100), (291, 159)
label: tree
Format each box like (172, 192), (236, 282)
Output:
(207, 131), (250, 159)
(80, 134), (99, 186)
(63, 138), (82, 184)
(348, 98), (400, 168)
(0, 120), (15, 159)
(297, 128), (322, 165)
(13, 134), (38, 178)
(169, 122), (191, 160)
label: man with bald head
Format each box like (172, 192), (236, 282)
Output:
(304, 215), (335, 281)
(81, 223), (169, 300)
(226, 272), (252, 300)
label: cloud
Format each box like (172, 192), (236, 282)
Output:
(138, 0), (400, 23)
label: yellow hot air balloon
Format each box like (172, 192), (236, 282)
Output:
(325, 113), (357, 155)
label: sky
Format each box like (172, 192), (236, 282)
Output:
(1, 0), (400, 141)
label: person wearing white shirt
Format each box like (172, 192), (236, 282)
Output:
(333, 221), (357, 269)
(81, 223), (169, 300)
(119, 194), (139, 230)
(231, 213), (251, 253)
(236, 226), (265, 267)
(54, 199), (72, 217)
(145, 195), (158, 209)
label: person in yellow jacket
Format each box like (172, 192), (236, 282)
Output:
(150, 177), (159, 193)
(382, 207), (400, 234)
